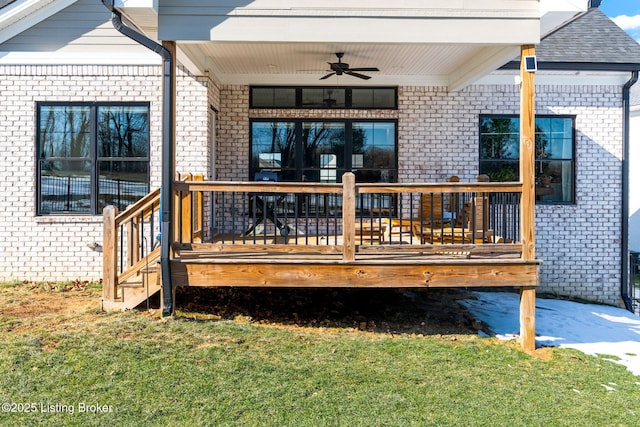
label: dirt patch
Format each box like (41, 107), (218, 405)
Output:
(0, 282), (101, 331)
(1, 281), (483, 337)
(175, 287), (481, 336)
(1, 295), (96, 318)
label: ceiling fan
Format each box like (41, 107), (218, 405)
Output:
(320, 52), (379, 80)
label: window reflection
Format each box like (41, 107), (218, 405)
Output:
(251, 120), (397, 184)
(37, 103), (150, 215)
(479, 115), (574, 204)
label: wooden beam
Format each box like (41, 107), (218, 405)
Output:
(102, 205), (118, 302)
(174, 181), (343, 194)
(520, 44), (536, 261)
(171, 259), (539, 288)
(519, 44), (537, 351)
(174, 181), (520, 194)
(112, 187), (160, 226)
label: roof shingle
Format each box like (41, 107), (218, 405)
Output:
(537, 8), (640, 65)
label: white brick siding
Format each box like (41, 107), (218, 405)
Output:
(0, 65), (216, 282)
(0, 66), (624, 305)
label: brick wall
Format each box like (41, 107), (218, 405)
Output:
(0, 65), (212, 282)
(534, 85), (622, 304)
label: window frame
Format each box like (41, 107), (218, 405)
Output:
(249, 86), (398, 110)
(36, 102), (151, 216)
(478, 114), (576, 205)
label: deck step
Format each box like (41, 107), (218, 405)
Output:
(103, 270), (161, 311)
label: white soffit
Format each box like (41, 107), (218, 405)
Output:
(121, 1), (588, 89)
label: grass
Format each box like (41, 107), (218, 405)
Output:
(0, 283), (639, 426)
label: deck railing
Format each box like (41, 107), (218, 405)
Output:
(103, 173), (524, 306)
(103, 187), (161, 302)
(173, 179), (346, 254)
(173, 173), (524, 259)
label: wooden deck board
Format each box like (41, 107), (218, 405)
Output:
(178, 242), (523, 258)
(171, 250), (539, 289)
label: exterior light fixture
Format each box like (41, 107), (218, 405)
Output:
(524, 55), (537, 72)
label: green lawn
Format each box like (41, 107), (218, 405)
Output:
(0, 283), (638, 426)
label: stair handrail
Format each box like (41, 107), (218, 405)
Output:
(103, 187), (161, 304)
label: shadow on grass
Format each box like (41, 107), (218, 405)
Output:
(171, 287), (479, 336)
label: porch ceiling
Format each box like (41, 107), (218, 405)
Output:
(118, 0), (589, 91)
(178, 42), (515, 89)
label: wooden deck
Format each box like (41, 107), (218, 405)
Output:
(103, 172), (540, 350)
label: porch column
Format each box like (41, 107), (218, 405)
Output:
(342, 172), (356, 262)
(519, 44), (536, 352)
(160, 40), (177, 317)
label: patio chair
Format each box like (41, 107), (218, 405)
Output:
(411, 175), (494, 244)
(383, 180), (456, 243)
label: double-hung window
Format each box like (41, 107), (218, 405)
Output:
(37, 103), (150, 215)
(479, 115), (575, 204)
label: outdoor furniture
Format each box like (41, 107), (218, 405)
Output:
(411, 224), (495, 244)
(243, 192), (292, 236)
(383, 181), (458, 243)
(244, 170), (293, 236)
(355, 219), (389, 244)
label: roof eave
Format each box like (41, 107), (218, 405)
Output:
(501, 61), (640, 72)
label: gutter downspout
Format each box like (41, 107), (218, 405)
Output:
(622, 71), (638, 311)
(102, 0), (175, 316)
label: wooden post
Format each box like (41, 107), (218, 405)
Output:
(193, 174), (204, 242)
(102, 205), (118, 303)
(127, 219), (139, 268)
(342, 172), (356, 262)
(180, 173), (193, 243)
(520, 286), (536, 351)
(519, 44), (537, 352)
(173, 175), (181, 243)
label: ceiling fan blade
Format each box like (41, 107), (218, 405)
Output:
(345, 71), (371, 80)
(349, 67), (379, 72)
(320, 72), (336, 80)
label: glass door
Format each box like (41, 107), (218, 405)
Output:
(301, 122), (345, 183)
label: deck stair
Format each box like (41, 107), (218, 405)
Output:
(102, 188), (163, 311)
(101, 249), (161, 311)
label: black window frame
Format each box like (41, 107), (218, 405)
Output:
(249, 86), (398, 110)
(249, 118), (398, 183)
(479, 114), (576, 205)
(36, 102), (151, 216)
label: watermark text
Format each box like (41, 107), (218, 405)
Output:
(2, 402), (113, 415)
